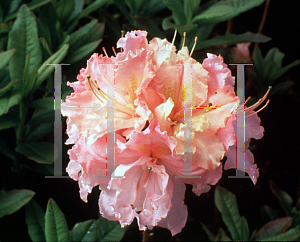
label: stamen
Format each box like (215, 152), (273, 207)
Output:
(87, 76), (137, 117)
(190, 36), (198, 56)
(112, 47), (117, 57)
(131, 168), (148, 208)
(181, 32), (186, 49)
(102, 47), (108, 57)
(245, 99), (270, 117)
(169, 28), (177, 58)
(237, 86), (271, 118)
(144, 167), (152, 185)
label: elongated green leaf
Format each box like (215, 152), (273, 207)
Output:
(96, 215), (127, 241)
(0, 79), (18, 97)
(37, 44), (69, 87)
(0, 113), (20, 130)
(66, 40), (101, 64)
(270, 181), (293, 215)
(15, 142), (54, 164)
(214, 186), (246, 241)
(185, 0), (200, 24)
(56, 0), (75, 24)
(0, 90), (21, 115)
(195, 32), (271, 50)
(0, 49), (15, 70)
(134, 17), (165, 38)
(77, 0), (110, 19)
(8, 4), (42, 82)
(258, 227), (300, 241)
(214, 228), (231, 241)
(30, 97), (54, 110)
(264, 48), (284, 67)
(132, 0), (166, 18)
(68, 19), (98, 49)
(0, 189), (35, 218)
(25, 200), (46, 242)
(277, 60), (300, 80)
(45, 199), (70, 242)
(4, 0), (51, 22)
(255, 217), (292, 240)
(192, 0), (265, 25)
(24, 122), (54, 143)
(163, 0), (186, 25)
(70, 219), (96, 242)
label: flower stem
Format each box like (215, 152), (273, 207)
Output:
(142, 229), (153, 242)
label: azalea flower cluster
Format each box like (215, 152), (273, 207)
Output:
(61, 30), (266, 235)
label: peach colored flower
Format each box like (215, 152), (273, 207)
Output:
(61, 31), (154, 146)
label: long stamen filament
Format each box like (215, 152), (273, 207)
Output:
(131, 169), (148, 208)
(245, 99), (270, 118)
(190, 37), (198, 56)
(181, 32), (186, 49)
(87, 76), (136, 116)
(169, 28), (177, 58)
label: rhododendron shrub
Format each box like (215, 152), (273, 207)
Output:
(62, 30), (266, 235)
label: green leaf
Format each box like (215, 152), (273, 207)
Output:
(214, 227), (232, 241)
(264, 48), (284, 68)
(114, 0), (134, 24)
(257, 227), (300, 241)
(25, 200), (46, 242)
(132, 0), (166, 18)
(24, 122), (54, 142)
(7, 4), (42, 82)
(270, 181), (293, 216)
(66, 39), (101, 64)
(255, 217), (293, 240)
(56, 0), (75, 25)
(195, 32), (271, 50)
(0, 112), (20, 130)
(37, 44), (69, 87)
(0, 49), (15, 70)
(184, 0), (200, 23)
(77, 0), (110, 19)
(40, 37), (52, 59)
(96, 215), (127, 241)
(45, 199), (70, 242)
(163, 0), (186, 25)
(68, 19), (98, 50)
(0, 90), (21, 115)
(0, 189), (35, 218)
(192, 0), (265, 25)
(201, 222), (216, 241)
(276, 60), (300, 80)
(214, 186), (248, 240)
(4, 0), (52, 22)
(15, 142), (54, 164)
(29, 97), (54, 110)
(134, 17), (165, 39)
(253, 47), (266, 78)
(0, 79), (19, 97)
(70, 219), (97, 242)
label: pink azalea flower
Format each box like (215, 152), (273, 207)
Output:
(141, 49), (239, 170)
(63, 30), (268, 236)
(61, 31), (154, 146)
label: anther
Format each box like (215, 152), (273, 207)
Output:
(190, 36), (198, 56)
